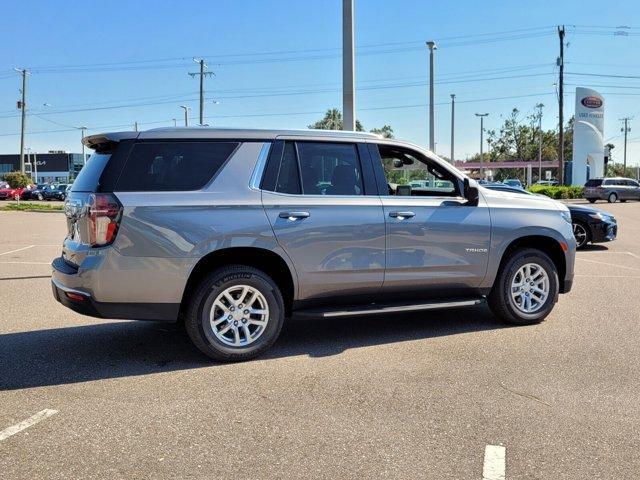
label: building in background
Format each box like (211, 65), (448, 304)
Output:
(571, 87), (605, 186)
(0, 151), (86, 183)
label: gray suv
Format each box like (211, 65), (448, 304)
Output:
(52, 128), (576, 361)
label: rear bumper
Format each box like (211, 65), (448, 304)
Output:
(52, 256), (179, 322)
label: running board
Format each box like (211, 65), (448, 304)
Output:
(296, 297), (485, 319)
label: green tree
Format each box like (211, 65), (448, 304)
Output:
(4, 171), (32, 188)
(308, 108), (364, 131)
(465, 105), (575, 182)
(370, 125), (394, 138)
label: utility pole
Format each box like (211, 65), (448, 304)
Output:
(342, 0), (356, 131)
(189, 59), (214, 126)
(621, 117), (631, 171)
(557, 26), (565, 185)
(475, 113), (489, 179)
(536, 103), (544, 181)
(450, 94), (455, 163)
(180, 105), (190, 126)
(134, 121), (138, 132)
(427, 41), (437, 151)
(14, 68), (29, 173)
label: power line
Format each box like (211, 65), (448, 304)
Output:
(567, 72), (640, 79)
(23, 27), (556, 73)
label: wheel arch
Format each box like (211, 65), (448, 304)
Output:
(497, 235), (568, 293)
(179, 247), (297, 318)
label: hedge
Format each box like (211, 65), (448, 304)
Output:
(527, 185), (584, 199)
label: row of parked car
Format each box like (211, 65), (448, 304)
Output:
(0, 182), (71, 201)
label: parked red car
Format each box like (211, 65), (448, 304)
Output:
(0, 186), (25, 200)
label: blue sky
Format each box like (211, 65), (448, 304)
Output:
(1, 0), (639, 165)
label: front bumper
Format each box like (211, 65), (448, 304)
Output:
(52, 256), (179, 321)
(590, 220), (617, 243)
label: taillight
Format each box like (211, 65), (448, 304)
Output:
(87, 193), (122, 247)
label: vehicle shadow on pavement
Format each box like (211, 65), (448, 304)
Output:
(0, 305), (505, 390)
(578, 244), (609, 252)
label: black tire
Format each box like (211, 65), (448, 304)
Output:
(37, 193), (43, 201)
(185, 265), (284, 362)
(572, 221), (591, 249)
(488, 248), (559, 325)
(607, 192), (617, 203)
(587, 198), (596, 204)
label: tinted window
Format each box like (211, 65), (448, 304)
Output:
(275, 142), (301, 194)
(115, 142), (238, 192)
(629, 180), (639, 187)
(71, 153), (111, 192)
(296, 142), (363, 195)
(585, 179), (603, 187)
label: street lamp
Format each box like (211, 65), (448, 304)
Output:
(475, 113), (489, 179)
(426, 41), (437, 151)
(76, 126), (88, 166)
(179, 105), (191, 126)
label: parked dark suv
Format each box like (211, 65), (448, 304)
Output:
(52, 128), (576, 361)
(584, 177), (640, 203)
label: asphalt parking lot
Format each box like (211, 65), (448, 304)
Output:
(1, 202), (639, 479)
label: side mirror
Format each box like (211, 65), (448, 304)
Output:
(463, 178), (479, 206)
(393, 158), (403, 168)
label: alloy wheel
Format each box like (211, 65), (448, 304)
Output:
(510, 263), (549, 314)
(572, 223), (588, 248)
(209, 285), (269, 347)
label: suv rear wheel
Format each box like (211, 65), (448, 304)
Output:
(488, 248), (559, 325)
(607, 192), (618, 203)
(185, 265), (284, 362)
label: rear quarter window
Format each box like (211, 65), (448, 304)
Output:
(70, 153), (111, 192)
(585, 179), (603, 187)
(115, 142), (239, 192)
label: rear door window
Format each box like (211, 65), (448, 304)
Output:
(296, 142), (363, 195)
(585, 179), (603, 187)
(273, 141), (364, 196)
(115, 142), (239, 192)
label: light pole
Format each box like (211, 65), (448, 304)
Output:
(179, 106), (191, 127)
(536, 103), (544, 181)
(76, 126), (87, 166)
(342, 0), (356, 131)
(426, 41), (437, 151)
(450, 94), (455, 163)
(475, 113), (489, 179)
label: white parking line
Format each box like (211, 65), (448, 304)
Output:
(577, 258), (640, 272)
(0, 261), (51, 265)
(0, 409), (58, 442)
(0, 245), (34, 256)
(483, 445), (506, 480)
(575, 274), (640, 278)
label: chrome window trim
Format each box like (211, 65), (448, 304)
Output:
(249, 142), (272, 191)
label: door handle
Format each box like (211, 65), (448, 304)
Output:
(389, 211), (415, 219)
(279, 211), (310, 220)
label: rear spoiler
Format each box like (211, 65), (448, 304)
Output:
(82, 131), (139, 153)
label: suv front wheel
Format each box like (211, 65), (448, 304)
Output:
(488, 248), (559, 325)
(185, 265), (284, 362)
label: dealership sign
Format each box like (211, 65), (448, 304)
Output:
(572, 87), (605, 186)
